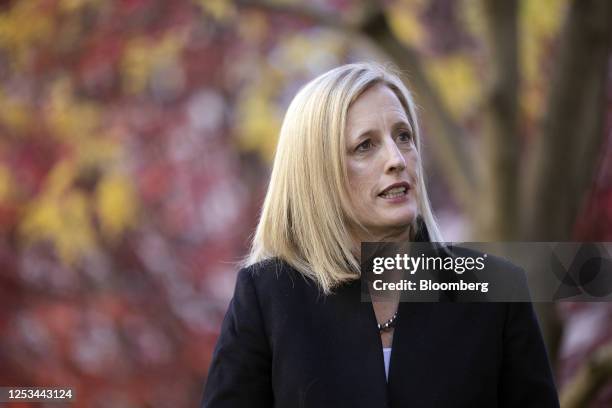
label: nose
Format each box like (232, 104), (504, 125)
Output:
(384, 139), (407, 174)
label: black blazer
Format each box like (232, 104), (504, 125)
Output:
(202, 258), (559, 408)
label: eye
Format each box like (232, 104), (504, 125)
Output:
(397, 131), (413, 143)
(355, 139), (373, 152)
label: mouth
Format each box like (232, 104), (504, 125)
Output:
(378, 182), (411, 199)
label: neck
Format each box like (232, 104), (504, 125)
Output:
(350, 224), (413, 261)
(357, 223), (413, 242)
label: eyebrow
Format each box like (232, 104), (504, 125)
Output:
(392, 120), (414, 133)
(353, 120), (414, 140)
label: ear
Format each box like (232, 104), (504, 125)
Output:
(413, 215), (430, 242)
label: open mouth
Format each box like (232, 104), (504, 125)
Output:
(378, 183), (410, 199)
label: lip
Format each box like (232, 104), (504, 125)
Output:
(378, 181), (411, 196)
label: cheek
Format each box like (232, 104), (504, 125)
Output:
(405, 151), (420, 179)
(347, 163), (375, 197)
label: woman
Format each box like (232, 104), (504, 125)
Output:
(202, 63), (559, 407)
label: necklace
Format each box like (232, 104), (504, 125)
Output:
(377, 310), (399, 332)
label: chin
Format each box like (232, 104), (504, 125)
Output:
(385, 208), (417, 226)
(390, 218), (415, 229)
(378, 215), (416, 232)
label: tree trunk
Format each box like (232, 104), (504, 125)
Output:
(522, 0), (612, 241)
(479, 0), (520, 240)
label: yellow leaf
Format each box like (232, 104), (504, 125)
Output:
(386, 1), (425, 47)
(59, 0), (103, 13)
(46, 78), (101, 141)
(73, 131), (122, 168)
(235, 86), (281, 163)
(20, 196), (63, 243)
(56, 191), (95, 262)
(95, 173), (137, 240)
(426, 54), (479, 119)
(0, 164), (13, 201)
(121, 37), (150, 94)
(19, 159), (88, 264)
(237, 11), (268, 45)
(120, 31), (187, 95)
(0, 90), (30, 134)
(20, 190), (95, 264)
(42, 160), (77, 198)
(195, 0), (236, 21)
(233, 30), (347, 162)
(0, 0), (54, 70)
(520, 0), (568, 120)
(459, 0), (486, 39)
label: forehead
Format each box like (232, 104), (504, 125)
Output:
(346, 84), (409, 135)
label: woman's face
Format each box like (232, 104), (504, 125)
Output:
(344, 84), (419, 239)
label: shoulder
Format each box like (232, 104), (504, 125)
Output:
(239, 258), (301, 283)
(242, 258), (294, 277)
(234, 259), (331, 336)
(237, 258), (318, 299)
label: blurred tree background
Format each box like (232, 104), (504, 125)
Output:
(0, 0), (611, 407)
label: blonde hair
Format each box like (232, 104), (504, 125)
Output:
(245, 62), (442, 293)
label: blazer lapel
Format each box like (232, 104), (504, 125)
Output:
(387, 302), (436, 407)
(333, 280), (390, 406)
